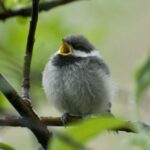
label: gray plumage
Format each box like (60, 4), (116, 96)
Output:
(63, 35), (95, 53)
(42, 35), (113, 116)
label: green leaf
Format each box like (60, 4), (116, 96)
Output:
(5, 0), (17, 8)
(135, 54), (150, 101)
(50, 116), (125, 150)
(0, 93), (10, 113)
(0, 142), (15, 150)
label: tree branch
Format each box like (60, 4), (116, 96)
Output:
(0, 0), (82, 21)
(19, 0), (53, 149)
(21, 0), (39, 100)
(0, 114), (150, 134)
(0, 115), (82, 127)
(0, 74), (51, 149)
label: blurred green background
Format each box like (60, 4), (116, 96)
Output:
(0, 0), (150, 150)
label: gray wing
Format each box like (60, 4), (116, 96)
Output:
(87, 56), (110, 75)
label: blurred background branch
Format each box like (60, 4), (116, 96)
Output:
(0, 0), (82, 21)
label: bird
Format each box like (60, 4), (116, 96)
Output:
(42, 35), (114, 119)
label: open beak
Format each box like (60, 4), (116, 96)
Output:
(58, 39), (72, 56)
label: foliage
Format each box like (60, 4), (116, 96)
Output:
(135, 54), (150, 101)
(0, 142), (15, 150)
(50, 116), (125, 150)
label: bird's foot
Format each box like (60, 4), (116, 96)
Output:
(61, 112), (70, 126)
(61, 113), (82, 127)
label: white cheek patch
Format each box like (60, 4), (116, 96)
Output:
(73, 50), (101, 58)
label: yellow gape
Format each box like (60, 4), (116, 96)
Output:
(58, 40), (73, 56)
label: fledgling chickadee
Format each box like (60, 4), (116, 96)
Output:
(42, 35), (114, 117)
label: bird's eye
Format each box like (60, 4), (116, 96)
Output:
(72, 44), (84, 50)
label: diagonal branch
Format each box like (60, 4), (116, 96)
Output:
(0, 73), (51, 149)
(0, 74), (36, 117)
(0, 0), (82, 21)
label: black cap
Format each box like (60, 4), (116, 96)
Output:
(63, 35), (95, 53)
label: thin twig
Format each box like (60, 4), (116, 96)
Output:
(41, 115), (82, 126)
(0, 115), (82, 127)
(53, 129), (89, 150)
(21, 0), (39, 100)
(1, 113), (150, 135)
(0, 0), (82, 21)
(0, 117), (25, 127)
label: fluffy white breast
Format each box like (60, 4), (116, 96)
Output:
(42, 55), (114, 115)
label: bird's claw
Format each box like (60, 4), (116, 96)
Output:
(61, 113), (83, 127)
(61, 112), (70, 127)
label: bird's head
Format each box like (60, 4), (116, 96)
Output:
(58, 35), (96, 56)
(52, 35), (100, 67)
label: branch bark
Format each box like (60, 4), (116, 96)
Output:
(21, 0), (39, 100)
(0, 114), (150, 134)
(0, 73), (51, 149)
(0, 115), (82, 127)
(0, 0), (82, 21)
(20, 1), (53, 148)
